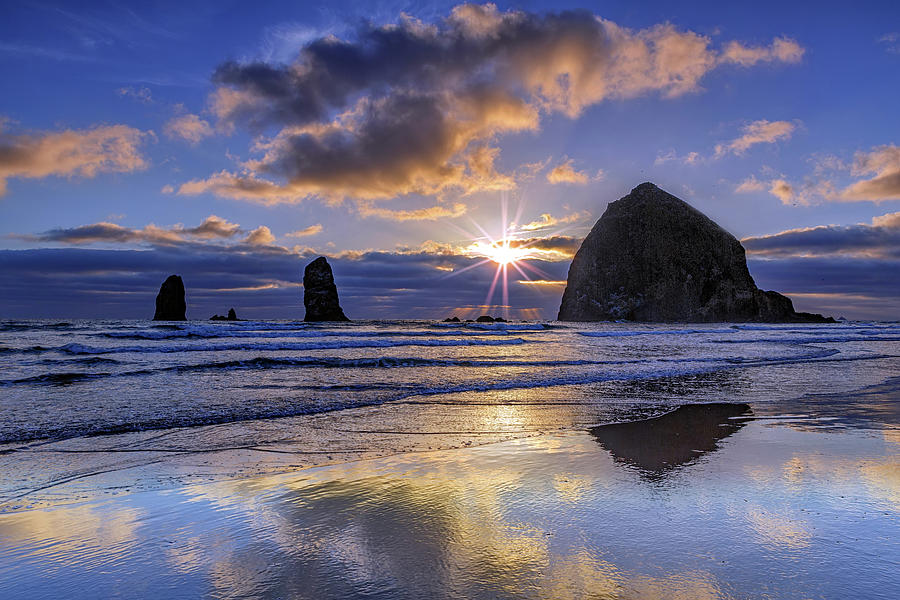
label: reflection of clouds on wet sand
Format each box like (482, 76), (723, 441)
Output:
(2, 392), (900, 598)
(746, 506), (812, 550)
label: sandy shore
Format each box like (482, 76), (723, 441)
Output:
(1, 378), (898, 599)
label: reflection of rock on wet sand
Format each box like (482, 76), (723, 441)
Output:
(591, 403), (752, 476)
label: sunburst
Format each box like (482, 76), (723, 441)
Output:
(442, 192), (566, 319)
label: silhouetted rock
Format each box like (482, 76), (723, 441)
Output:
(153, 275), (186, 321)
(210, 308), (239, 321)
(494, 317), (507, 322)
(591, 403), (752, 476)
(443, 316), (461, 322)
(558, 183), (836, 323)
(303, 257), (349, 322)
(476, 315), (494, 322)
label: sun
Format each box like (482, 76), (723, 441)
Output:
(470, 239), (529, 266)
(441, 191), (564, 320)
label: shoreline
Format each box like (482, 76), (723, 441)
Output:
(1, 374), (897, 513)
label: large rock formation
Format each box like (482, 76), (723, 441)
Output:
(558, 183), (834, 322)
(303, 257), (350, 321)
(153, 275), (186, 321)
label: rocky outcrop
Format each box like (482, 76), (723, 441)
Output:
(153, 275), (186, 321)
(210, 308), (239, 321)
(303, 257), (349, 321)
(558, 183), (835, 322)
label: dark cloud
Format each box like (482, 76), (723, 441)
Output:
(748, 256), (900, 320)
(12, 215), (244, 245)
(742, 212), (900, 258)
(178, 4), (802, 204)
(1, 241), (895, 320)
(0, 244), (570, 320)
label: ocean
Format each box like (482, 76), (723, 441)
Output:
(2, 319), (900, 599)
(2, 318), (898, 445)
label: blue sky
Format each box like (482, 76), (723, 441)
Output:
(1, 0), (898, 319)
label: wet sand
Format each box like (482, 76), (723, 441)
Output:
(1, 379), (899, 599)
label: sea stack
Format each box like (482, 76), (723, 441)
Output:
(303, 257), (349, 321)
(558, 183), (834, 322)
(153, 275), (186, 321)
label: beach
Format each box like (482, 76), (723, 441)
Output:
(1, 320), (898, 598)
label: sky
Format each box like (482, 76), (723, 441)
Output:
(1, 0), (898, 320)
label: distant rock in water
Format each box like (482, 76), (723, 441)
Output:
(210, 308), (239, 321)
(303, 257), (349, 322)
(153, 275), (186, 321)
(475, 315), (507, 323)
(558, 183), (835, 323)
(443, 316), (461, 322)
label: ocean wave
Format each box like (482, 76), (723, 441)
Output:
(0, 346), (845, 388)
(715, 335), (900, 344)
(1, 350), (889, 442)
(431, 322), (549, 330)
(53, 337), (529, 355)
(4, 372), (112, 386)
(98, 328), (517, 340)
(578, 328), (735, 337)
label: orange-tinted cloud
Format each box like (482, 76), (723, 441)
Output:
(164, 113), (214, 144)
(15, 215), (245, 245)
(840, 145), (900, 202)
(356, 201), (467, 221)
(244, 225), (275, 245)
(720, 37), (804, 66)
(715, 120), (797, 157)
(0, 123), (150, 196)
(286, 224), (323, 238)
(546, 159), (589, 185)
(181, 5), (803, 204)
(520, 211), (591, 231)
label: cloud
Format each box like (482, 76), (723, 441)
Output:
(840, 145), (900, 202)
(654, 149), (702, 165)
(720, 37), (805, 66)
(546, 159), (589, 185)
(0, 241), (574, 320)
(742, 211), (900, 259)
(356, 201), (468, 221)
(769, 179), (797, 204)
(286, 224), (323, 238)
(244, 225), (275, 245)
(877, 32), (899, 54)
(14, 215), (244, 245)
(506, 235), (581, 258)
(735, 175), (766, 193)
(738, 145), (900, 206)
(748, 256), (900, 320)
(176, 170), (302, 204)
(520, 211), (590, 231)
(0, 123), (150, 196)
(164, 113), (214, 144)
(2, 242), (893, 320)
(714, 119), (797, 157)
(116, 86), (153, 103)
(182, 4), (803, 204)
